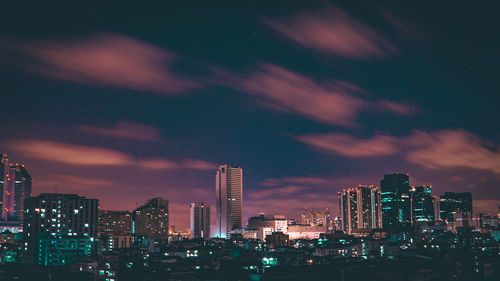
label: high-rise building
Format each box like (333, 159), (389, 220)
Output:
(190, 202), (210, 239)
(411, 185), (435, 222)
(132, 198), (169, 239)
(380, 173), (411, 228)
(0, 154), (32, 223)
(439, 192), (473, 222)
(23, 193), (98, 264)
(98, 210), (132, 235)
(215, 164), (242, 238)
(339, 185), (382, 234)
(339, 188), (358, 234)
(357, 185), (382, 230)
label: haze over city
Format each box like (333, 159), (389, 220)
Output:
(1, 0), (499, 231)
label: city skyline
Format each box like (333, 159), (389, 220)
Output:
(1, 1), (500, 231)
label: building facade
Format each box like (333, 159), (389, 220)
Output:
(439, 192), (473, 222)
(190, 202), (210, 239)
(411, 185), (435, 222)
(0, 154), (32, 223)
(339, 186), (382, 234)
(380, 173), (411, 228)
(23, 193), (99, 264)
(132, 198), (169, 239)
(215, 164), (242, 238)
(98, 210), (132, 235)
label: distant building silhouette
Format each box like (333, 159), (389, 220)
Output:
(411, 185), (435, 222)
(439, 192), (473, 222)
(190, 202), (210, 239)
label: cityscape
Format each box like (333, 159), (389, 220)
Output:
(0, 156), (499, 280)
(1, 1), (500, 281)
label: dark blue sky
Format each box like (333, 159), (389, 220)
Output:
(1, 1), (499, 228)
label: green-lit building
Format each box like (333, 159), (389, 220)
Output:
(380, 173), (411, 228)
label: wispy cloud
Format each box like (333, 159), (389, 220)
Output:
(37, 174), (114, 190)
(78, 121), (161, 141)
(2, 33), (199, 94)
(7, 140), (132, 166)
(229, 63), (415, 126)
(239, 64), (365, 126)
(407, 130), (500, 174)
(7, 139), (216, 170)
(265, 5), (397, 59)
(296, 129), (500, 175)
(139, 158), (217, 170)
(297, 132), (397, 157)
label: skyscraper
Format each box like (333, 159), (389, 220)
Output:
(132, 197), (169, 239)
(215, 164), (242, 238)
(339, 185), (382, 234)
(411, 185), (435, 222)
(190, 202), (210, 239)
(380, 173), (411, 228)
(0, 154), (32, 223)
(439, 192), (473, 222)
(23, 193), (98, 264)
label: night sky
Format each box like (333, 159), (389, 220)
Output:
(1, 1), (499, 229)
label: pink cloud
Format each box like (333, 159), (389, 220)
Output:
(4, 33), (198, 94)
(7, 139), (216, 171)
(265, 6), (397, 58)
(7, 140), (132, 166)
(407, 130), (500, 174)
(240, 64), (366, 126)
(138, 158), (217, 170)
(37, 174), (114, 190)
(78, 121), (161, 141)
(378, 100), (418, 116)
(297, 132), (397, 157)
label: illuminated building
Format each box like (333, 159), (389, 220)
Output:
(23, 193), (98, 264)
(0, 153), (32, 223)
(38, 236), (94, 266)
(98, 210), (132, 235)
(411, 185), (435, 222)
(439, 192), (473, 222)
(286, 224), (324, 240)
(301, 208), (334, 231)
(247, 214), (287, 233)
(380, 173), (411, 228)
(215, 164), (242, 238)
(190, 202), (210, 239)
(132, 198), (169, 239)
(339, 185), (382, 234)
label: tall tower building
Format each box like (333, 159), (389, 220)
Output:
(0, 154), (32, 223)
(132, 198), (169, 239)
(215, 164), (242, 238)
(98, 210), (132, 235)
(380, 173), (411, 228)
(411, 185), (435, 222)
(357, 185), (382, 230)
(439, 192), (472, 222)
(339, 186), (382, 234)
(190, 202), (210, 239)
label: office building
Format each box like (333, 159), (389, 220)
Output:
(215, 164), (242, 238)
(23, 193), (99, 264)
(411, 185), (435, 222)
(0, 154), (32, 223)
(98, 210), (132, 235)
(132, 198), (169, 239)
(380, 173), (411, 228)
(439, 192), (473, 222)
(247, 213), (288, 233)
(339, 185), (382, 234)
(190, 202), (210, 239)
